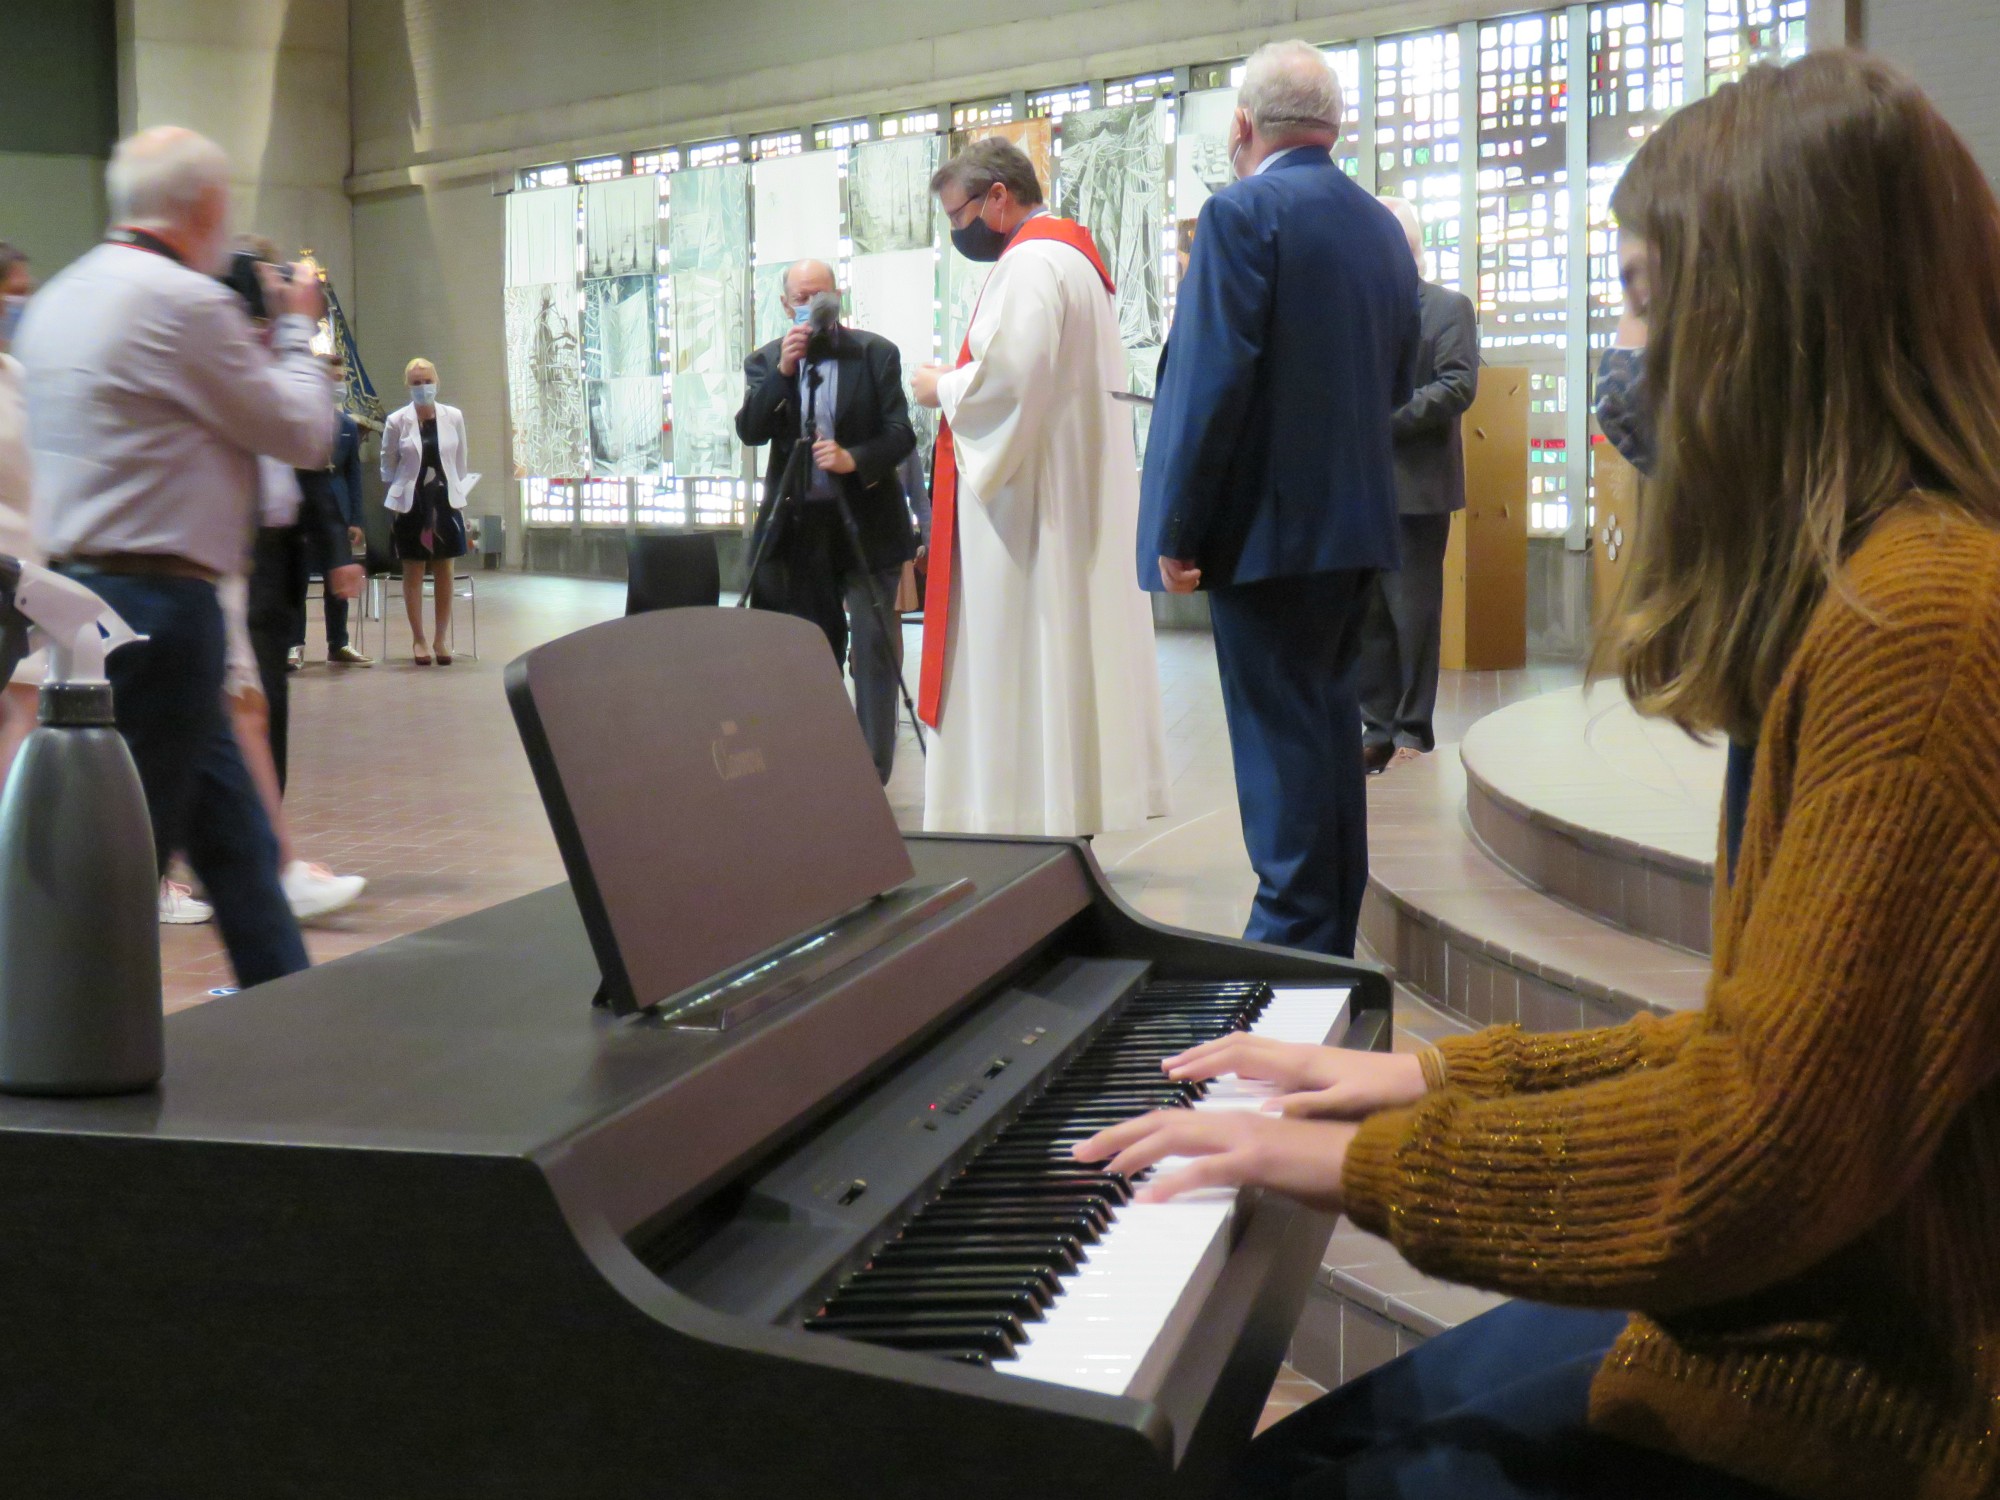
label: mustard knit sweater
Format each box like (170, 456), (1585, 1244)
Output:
(1342, 505), (2000, 1500)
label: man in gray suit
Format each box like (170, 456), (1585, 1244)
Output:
(1357, 196), (1479, 774)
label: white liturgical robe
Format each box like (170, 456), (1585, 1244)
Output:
(926, 238), (1170, 837)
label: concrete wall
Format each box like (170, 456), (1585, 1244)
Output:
(120, 0), (353, 300)
(349, 173), (506, 517)
(1865, 0), (2000, 191)
(0, 3), (118, 276)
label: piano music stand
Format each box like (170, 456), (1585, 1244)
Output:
(506, 607), (965, 1020)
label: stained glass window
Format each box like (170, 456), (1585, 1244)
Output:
(750, 131), (804, 161)
(812, 119), (872, 151)
(882, 109), (942, 138)
(574, 155), (625, 183)
(951, 99), (1014, 130)
(1105, 73), (1175, 108)
(686, 139), (743, 169)
(576, 478), (630, 525)
(632, 149), (681, 177)
(1705, 0), (1809, 88)
(523, 478), (575, 523)
(1028, 85), (1096, 121)
(520, 163), (572, 189)
(1478, 11), (1571, 532)
(1324, 45), (1366, 178)
(690, 477), (750, 526)
(1586, 3), (1686, 524)
(1376, 30), (1465, 290)
(632, 478), (684, 526)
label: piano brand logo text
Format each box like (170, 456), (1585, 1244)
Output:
(711, 721), (768, 782)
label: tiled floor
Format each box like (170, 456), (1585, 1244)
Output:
(160, 574), (1575, 1437)
(165, 574), (1579, 1009)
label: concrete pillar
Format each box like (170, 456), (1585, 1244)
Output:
(117, 0), (352, 299)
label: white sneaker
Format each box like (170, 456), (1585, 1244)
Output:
(159, 879), (214, 926)
(281, 861), (365, 922)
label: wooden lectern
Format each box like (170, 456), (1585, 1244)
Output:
(1590, 439), (1643, 635)
(1441, 365), (1530, 671)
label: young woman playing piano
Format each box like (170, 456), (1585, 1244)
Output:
(1080, 50), (2000, 1500)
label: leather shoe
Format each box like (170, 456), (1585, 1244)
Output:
(1362, 741), (1396, 776)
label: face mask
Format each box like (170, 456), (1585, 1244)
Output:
(410, 382), (437, 406)
(791, 303), (812, 326)
(1593, 346), (1653, 476)
(950, 193), (1009, 262)
(0, 295), (23, 347)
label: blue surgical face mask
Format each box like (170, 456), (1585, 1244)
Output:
(1593, 346), (1653, 476)
(0, 294), (24, 348)
(790, 303), (812, 326)
(410, 382), (437, 407)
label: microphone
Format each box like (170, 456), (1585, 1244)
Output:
(805, 290), (841, 358)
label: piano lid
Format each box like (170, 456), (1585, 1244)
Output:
(506, 607), (916, 1016)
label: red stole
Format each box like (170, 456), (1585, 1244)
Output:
(917, 216), (1117, 730)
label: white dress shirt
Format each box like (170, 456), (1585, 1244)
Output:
(17, 241), (334, 576)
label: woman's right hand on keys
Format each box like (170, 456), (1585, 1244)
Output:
(1162, 1036), (1429, 1121)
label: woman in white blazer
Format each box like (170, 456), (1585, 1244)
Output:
(381, 357), (472, 665)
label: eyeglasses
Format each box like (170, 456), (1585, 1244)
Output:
(939, 188), (992, 229)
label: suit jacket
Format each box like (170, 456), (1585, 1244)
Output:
(325, 412), (364, 529)
(735, 326), (917, 573)
(1137, 146), (1419, 589)
(1392, 282), (1479, 516)
(381, 402), (472, 513)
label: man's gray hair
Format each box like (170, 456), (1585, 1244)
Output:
(930, 138), (1046, 209)
(107, 127), (231, 228)
(1239, 40), (1345, 138)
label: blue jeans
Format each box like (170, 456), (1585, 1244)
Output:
(1208, 571), (1373, 957)
(74, 572), (308, 987)
(1229, 1303), (1783, 1499)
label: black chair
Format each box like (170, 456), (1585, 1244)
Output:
(626, 532), (722, 616)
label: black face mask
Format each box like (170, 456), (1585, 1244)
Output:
(1594, 345), (1655, 476)
(950, 215), (1009, 263)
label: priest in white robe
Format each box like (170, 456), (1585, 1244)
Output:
(911, 138), (1169, 838)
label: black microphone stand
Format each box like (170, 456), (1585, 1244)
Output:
(737, 344), (926, 757)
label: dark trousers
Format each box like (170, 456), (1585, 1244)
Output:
(74, 572), (309, 988)
(299, 525), (349, 652)
(1208, 570), (1373, 957)
(1228, 1303), (1782, 1499)
(765, 504), (904, 785)
(1357, 512), (1452, 754)
(248, 525), (304, 791)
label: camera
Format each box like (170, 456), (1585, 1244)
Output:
(219, 249), (292, 322)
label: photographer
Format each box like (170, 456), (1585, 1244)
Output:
(18, 126), (351, 988)
(735, 259), (916, 784)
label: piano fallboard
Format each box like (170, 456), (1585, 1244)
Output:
(0, 836), (1390, 1500)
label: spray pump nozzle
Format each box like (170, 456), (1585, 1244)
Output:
(0, 558), (143, 705)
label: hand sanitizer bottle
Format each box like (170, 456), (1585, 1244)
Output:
(0, 559), (162, 1095)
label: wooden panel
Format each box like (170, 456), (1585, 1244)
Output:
(1442, 365), (1530, 671)
(1590, 440), (1642, 640)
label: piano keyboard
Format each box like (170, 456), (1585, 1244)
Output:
(803, 979), (1352, 1396)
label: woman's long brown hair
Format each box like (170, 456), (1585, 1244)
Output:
(1597, 50), (2000, 743)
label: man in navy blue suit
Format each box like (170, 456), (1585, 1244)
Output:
(1138, 40), (1419, 958)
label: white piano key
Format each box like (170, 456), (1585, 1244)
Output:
(996, 982), (1354, 1398)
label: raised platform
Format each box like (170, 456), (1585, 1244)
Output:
(1302, 686), (1727, 1389)
(1462, 687), (1724, 954)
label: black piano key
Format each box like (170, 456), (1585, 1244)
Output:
(806, 1320), (1019, 1359)
(822, 1286), (1047, 1322)
(869, 1243), (1081, 1274)
(845, 1270), (1061, 1303)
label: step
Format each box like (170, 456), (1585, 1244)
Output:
(1289, 1214), (1508, 1390)
(1360, 750), (1711, 1033)
(1460, 688), (1722, 956)
(1283, 988), (1504, 1389)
